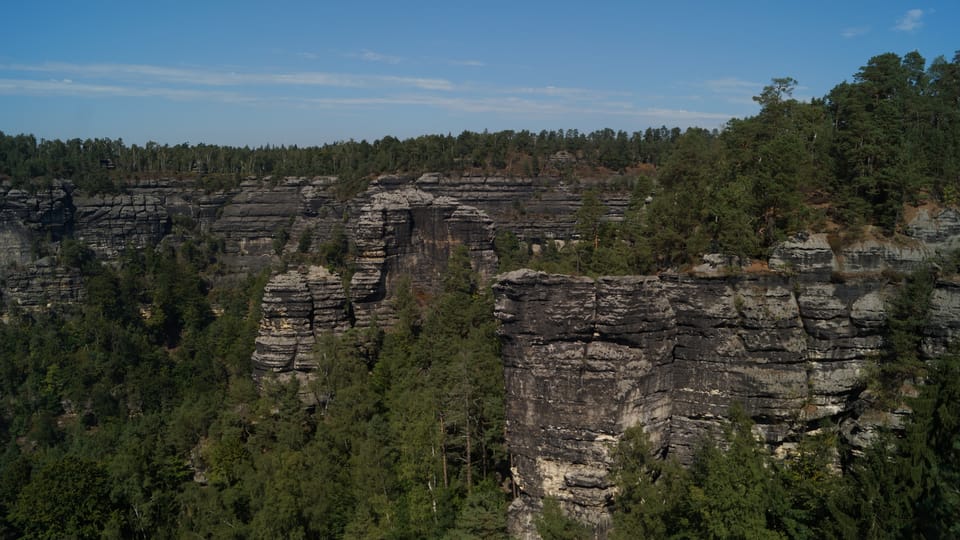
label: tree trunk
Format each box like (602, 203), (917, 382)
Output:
(440, 415), (449, 489)
(465, 397), (472, 495)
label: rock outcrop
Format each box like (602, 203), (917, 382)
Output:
(1, 173), (628, 310)
(250, 187), (498, 381)
(252, 265), (351, 397)
(349, 187), (497, 326)
(411, 173), (631, 242)
(493, 224), (960, 538)
(0, 181), (74, 267)
(0, 256), (83, 309)
(72, 193), (170, 258)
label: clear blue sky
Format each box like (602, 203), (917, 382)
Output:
(1, 1), (955, 147)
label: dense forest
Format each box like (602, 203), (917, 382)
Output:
(1, 50), (959, 538)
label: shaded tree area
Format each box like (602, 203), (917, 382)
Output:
(0, 240), (506, 538)
(0, 127), (680, 197)
(0, 237), (267, 539)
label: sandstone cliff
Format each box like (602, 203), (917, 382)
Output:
(493, 218), (960, 538)
(1, 173), (620, 311)
(249, 187), (497, 386)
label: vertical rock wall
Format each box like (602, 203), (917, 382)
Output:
(494, 227), (960, 538)
(251, 187), (498, 390)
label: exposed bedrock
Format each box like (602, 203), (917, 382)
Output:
(494, 225), (960, 537)
(251, 265), (351, 398)
(72, 193), (170, 259)
(251, 187), (497, 385)
(0, 173), (635, 309)
(349, 187), (497, 326)
(0, 180), (74, 267)
(0, 256), (84, 309)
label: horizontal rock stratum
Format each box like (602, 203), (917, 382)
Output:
(493, 226), (960, 538)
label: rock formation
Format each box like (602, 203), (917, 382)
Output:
(250, 187), (498, 383)
(72, 193), (169, 258)
(0, 256), (83, 309)
(252, 265), (351, 397)
(493, 223), (960, 538)
(348, 187), (497, 326)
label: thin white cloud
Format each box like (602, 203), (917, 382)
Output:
(0, 61), (737, 127)
(448, 59), (485, 67)
(705, 78), (762, 92)
(296, 93), (734, 123)
(2, 62), (453, 91)
(841, 26), (869, 38)
(894, 9), (924, 32)
(0, 78), (255, 103)
(355, 49), (404, 65)
(701, 78), (765, 107)
(487, 84), (631, 102)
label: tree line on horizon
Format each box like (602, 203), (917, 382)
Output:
(4, 50), (960, 269)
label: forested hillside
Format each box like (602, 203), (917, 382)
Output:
(1, 50), (959, 539)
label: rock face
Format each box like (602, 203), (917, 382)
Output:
(1, 173), (622, 311)
(250, 187), (498, 382)
(411, 173), (631, 242)
(0, 256), (83, 309)
(72, 193), (170, 258)
(349, 187), (497, 326)
(494, 227), (960, 538)
(0, 181), (74, 267)
(252, 266), (351, 397)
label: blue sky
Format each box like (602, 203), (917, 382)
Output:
(1, 1), (956, 147)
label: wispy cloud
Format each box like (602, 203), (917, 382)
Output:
(1, 62), (453, 91)
(447, 59), (485, 67)
(841, 26), (869, 38)
(894, 9), (924, 32)
(0, 60), (737, 128)
(295, 93), (733, 123)
(702, 77), (763, 106)
(0, 78), (255, 103)
(705, 78), (762, 92)
(354, 49), (404, 65)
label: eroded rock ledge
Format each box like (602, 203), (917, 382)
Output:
(251, 187), (497, 389)
(493, 233), (960, 537)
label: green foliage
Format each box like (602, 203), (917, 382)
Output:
(908, 353), (960, 538)
(609, 426), (683, 539)
(0, 239), (266, 538)
(273, 225), (290, 256)
(9, 456), (114, 539)
(535, 498), (593, 540)
(678, 407), (786, 540)
(315, 224), (352, 274)
(493, 230), (530, 272)
(880, 266), (935, 397)
(610, 411), (842, 540)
